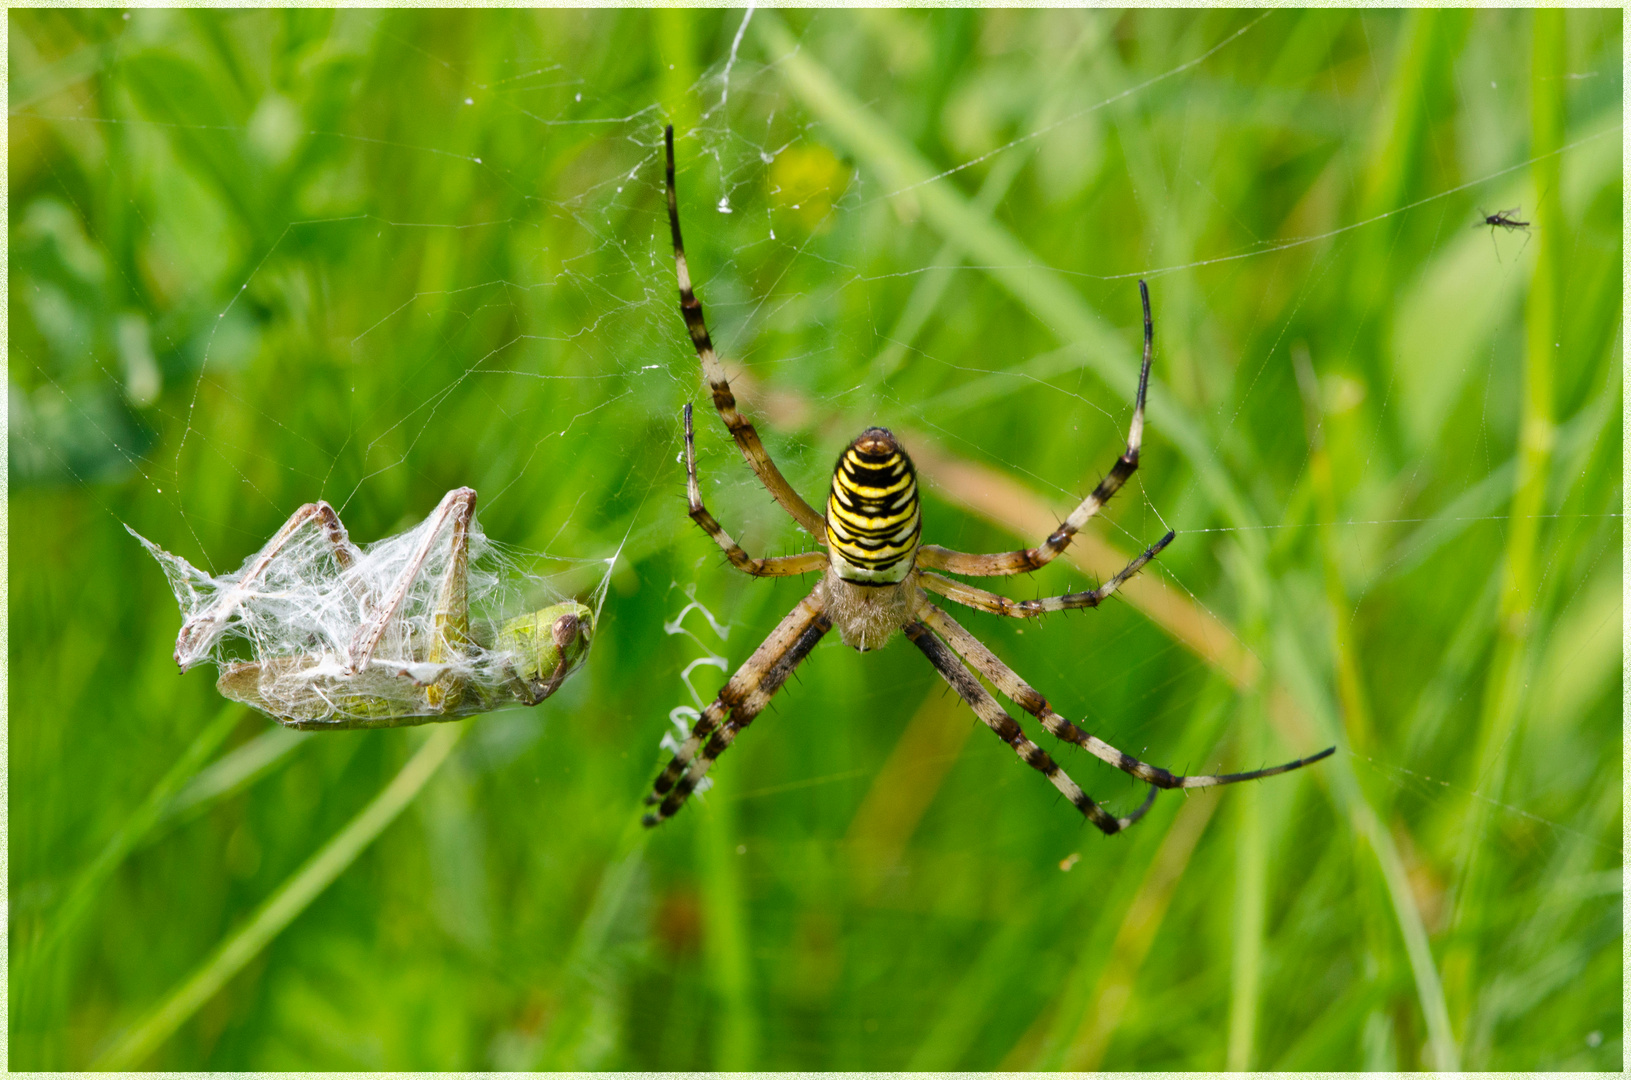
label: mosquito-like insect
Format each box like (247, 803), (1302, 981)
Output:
(134, 488), (593, 729)
(1480, 206), (1531, 231)
(1477, 206), (1532, 261)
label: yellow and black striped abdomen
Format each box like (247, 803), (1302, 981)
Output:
(825, 429), (921, 584)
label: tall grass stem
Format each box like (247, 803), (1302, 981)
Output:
(91, 725), (465, 1069)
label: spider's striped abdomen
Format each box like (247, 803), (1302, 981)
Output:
(826, 429), (921, 584)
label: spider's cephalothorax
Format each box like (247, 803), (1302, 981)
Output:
(646, 125), (1334, 829)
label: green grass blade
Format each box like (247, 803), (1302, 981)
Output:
(90, 724), (465, 1070)
(159, 726), (311, 825)
(754, 10), (1261, 536)
(12, 9), (1618, 1069)
(1226, 711), (1267, 1070)
(872, 141), (1027, 382)
(872, 19), (1105, 382)
(1442, 14), (1570, 1056)
(1020, 676), (1236, 1069)
(1271, 620), (1460, 1069)
(1060, 790), (1220, 1070)
(534, 815), (651, 1069)
(904, 901), (1041, 1070)
(14, 705), (244, 995)
(699, 772), (760, 1069)
(1451, 0), (1569, 930)
(1373, 385), (1611, 593)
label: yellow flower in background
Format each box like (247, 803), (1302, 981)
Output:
(769, 142), (850, 232)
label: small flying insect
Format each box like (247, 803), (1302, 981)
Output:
(1477, 206), (1532, 260)
(134, 488), (593, 729)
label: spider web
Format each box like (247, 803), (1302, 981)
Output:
(9, 7), (1622, 1069)
(15, 2), (1621, 857)
(14, 0), (1620, 853)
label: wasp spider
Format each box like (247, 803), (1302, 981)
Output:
(645, 126), (1333, 830)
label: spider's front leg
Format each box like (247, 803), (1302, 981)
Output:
(903, 619), (1155, 835)
(665, 125), (826, 540)
(917, 280), (1154, 578)
(683, 403), (827, 578)
(644, 588), (832, 826)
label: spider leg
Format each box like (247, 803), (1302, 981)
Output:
(683, 404), (828, 577)
(174, 500), (362, 669)
(904, 620), (1154, 835)
(918, 531), (1174, 617)
(918, 600), (1335, 789)
(346, 488), (475, 677)
(917, 280), (1153, 578)
(665, 125), (827, 539)
(644, 589), (831, 826)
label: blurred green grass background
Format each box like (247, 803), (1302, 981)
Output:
(8, 8), (1621, 1071)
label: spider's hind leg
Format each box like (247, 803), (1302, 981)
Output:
(904, 620), (1151, 835)
(918, 601), (1335, 793)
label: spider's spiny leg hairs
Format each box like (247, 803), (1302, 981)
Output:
(643, 589), (832, 827)
(173, 500), (363, 670)
(904, 619), (1146, 835)
(664, 125), (827, 540)
(918, 530), (1176, 618)
(682, 403), (827, 577)
(917, 279), (1155, 578)
(345, 487), (476, 677)
(918, 601), (1336, 790)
